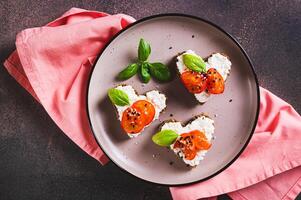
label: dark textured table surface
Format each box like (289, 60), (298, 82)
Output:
(0, 0), (300, 199)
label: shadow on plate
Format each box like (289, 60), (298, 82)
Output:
(97, 96), (128, 143)
(141, 123), (193, 171)
(162, 56), (199, 109)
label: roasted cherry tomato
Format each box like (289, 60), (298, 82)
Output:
(194, 137), (211, 150)
(183, 148), (197, 160)
(132, 100), (155, 126)
(180, 71), (207, 94)
(121, 107), (145, 134)
(174, 133), (194, 149)
(173, 130), (211, 160)
(195, 139), (211, 150)
(191, 130), (211, 150)
(206, 68), (225, 94)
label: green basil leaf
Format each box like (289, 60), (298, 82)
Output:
(183, 54), (206, 72)
(117, 63), (139, 80)
(152, 130), (178, 147)
(140, 63), (151, 83)
(108, 88), (130, 106)
(149, 62), (171, 82)
(138, 38), (151, 62)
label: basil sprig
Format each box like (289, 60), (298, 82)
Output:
(183, 54), (206, 73)
(152, 130), (178, 147)
(117, 38), (171, 83)
(117, 63), (139, 80)
(140, 63), (151, 83)
(149, 62), (171, 82)
(138, 39), (151, 62)
(108, 88), (130, 106)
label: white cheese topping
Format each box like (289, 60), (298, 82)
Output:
(146, 90), (167, 120)
(207, 53), (231, 80)
(114, 85), (166, 138)
(176, 50), (231, 103)
(161, 116), (214, 166)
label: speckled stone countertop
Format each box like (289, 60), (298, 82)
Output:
(0, 0), (300, 199)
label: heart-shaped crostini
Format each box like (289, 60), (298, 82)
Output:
(108, 85), (166, 138)
(152, 115), (214, 167)
(176, 50), (231, 103)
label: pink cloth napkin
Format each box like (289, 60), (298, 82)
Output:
(4, 8), (301, 200)
(171, 87), (301, 200)
(4, 8), (135, 165)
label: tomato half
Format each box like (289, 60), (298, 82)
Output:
(183, 148), (197, 160)
(206, 68), (225, 94)
(121, 107), (145, 134)
(191, 130), (211, 150)
(173, 130), (211, 160)
(180, 71), (207, 94)
(195, 139), (212, 150)
(132, 100), (155, 126)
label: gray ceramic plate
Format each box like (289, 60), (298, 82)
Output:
(87, 14), (259, 185)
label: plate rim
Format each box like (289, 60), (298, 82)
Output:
(86, 13), (260, 186)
